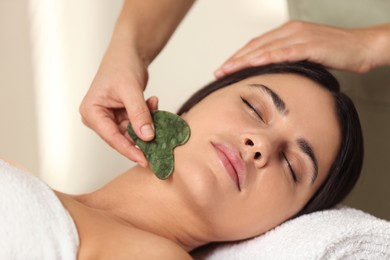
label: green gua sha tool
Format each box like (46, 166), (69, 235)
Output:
(127, 110), (190, 180)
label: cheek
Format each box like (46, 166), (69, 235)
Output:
(172, 137), (218, 208)
(240, 172), (300, 234)
(209, 167), (305, 240)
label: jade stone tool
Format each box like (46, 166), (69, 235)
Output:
(127, 110), (190, 180)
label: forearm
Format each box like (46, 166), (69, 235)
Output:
(110, 0), (195, 66)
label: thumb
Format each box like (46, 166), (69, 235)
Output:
(122, 89), (155, 142)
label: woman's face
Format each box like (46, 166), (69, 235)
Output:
(174, 73), (341, 241)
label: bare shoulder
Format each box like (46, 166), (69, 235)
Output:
(60, 197), (192, 260)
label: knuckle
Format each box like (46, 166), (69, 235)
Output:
(130, 105), (151, 122)
(263, 47), (294, 63)
(78, 102), (86, 116)
(80, 116), (89, 127)
(261, 51), (273, 61)
(247, 38), (259, 47)
(78, 104), (90, 125)
(238, 54), (251, 63)
(281, 46), (295, 56)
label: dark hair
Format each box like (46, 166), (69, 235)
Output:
(177, 61), (364, 217)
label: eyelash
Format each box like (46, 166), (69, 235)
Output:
(241, 96), (297, 183)
(282, 153), (298, 183)
(240, 96), (264, 121)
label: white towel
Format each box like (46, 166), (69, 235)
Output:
(0, 160), (79, 260)
(193, 207), (390, 259)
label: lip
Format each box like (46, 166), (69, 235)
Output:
(212, 142), (246, 191)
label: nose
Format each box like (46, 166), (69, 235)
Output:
(243, 135), (272, 168)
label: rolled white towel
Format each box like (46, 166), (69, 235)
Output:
(193, 207), (390, 259)
(0, 160), (79, 260)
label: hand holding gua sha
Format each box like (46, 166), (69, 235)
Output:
(127, 110), (190, 180)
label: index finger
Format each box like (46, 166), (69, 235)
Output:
(215, 23), (294, 76)
(89, 107), (148, 166)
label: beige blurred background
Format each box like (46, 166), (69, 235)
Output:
(0, 0), (288, 191)
(0, 0), (388, 220)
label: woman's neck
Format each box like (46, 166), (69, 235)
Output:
(72, 165), (211, 252)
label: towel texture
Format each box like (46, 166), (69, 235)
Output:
(193, 207), (390, 259)
(0, 160), (79, 260)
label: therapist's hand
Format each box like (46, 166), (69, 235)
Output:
(215, 21), (390, 77)
(79, 0), (195, 165)
(80, 44), (156, 167)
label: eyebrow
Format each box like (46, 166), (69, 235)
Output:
(249, 83), (319, 184)
(297, 139), (318, 183)
(249, 83), (287, 115)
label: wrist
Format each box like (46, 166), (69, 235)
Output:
(367, 24), (390, 68)
(109, 21), (153, 67)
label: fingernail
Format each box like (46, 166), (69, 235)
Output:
(214, 69), (224, 78)
(141, 124), (154, 138)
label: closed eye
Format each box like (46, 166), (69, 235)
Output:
(241, 97), (264, 122)
(282, 152), (298, 183)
